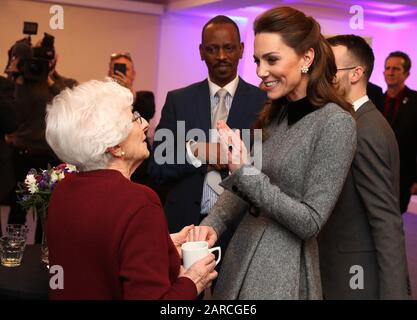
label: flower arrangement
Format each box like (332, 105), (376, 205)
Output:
(17, 163), (77, 211)
(16, 163), (77, 264)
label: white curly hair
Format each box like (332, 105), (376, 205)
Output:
(45, 79), (134, 171)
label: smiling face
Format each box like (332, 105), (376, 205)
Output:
(254, 32), (312, 101)
(200, 23), (243, 87)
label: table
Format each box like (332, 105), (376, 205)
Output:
(0, 244), (49, 299)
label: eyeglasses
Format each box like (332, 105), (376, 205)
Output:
(337, 66), (357, 71)
(132, 111), (143, 124)
(110, 52), (132, 62)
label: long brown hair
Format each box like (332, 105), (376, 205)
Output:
(252, 7), (352, 136)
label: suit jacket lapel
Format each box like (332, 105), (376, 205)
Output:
(227, 77), (250, 129)
(354, 99), (375, 120)
(195, 79), (211, 138)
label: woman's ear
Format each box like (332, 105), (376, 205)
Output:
(107, 146), (124, 158)
(303, 48), (315, 68)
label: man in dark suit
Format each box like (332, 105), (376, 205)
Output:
(148, 16), (266, 234)
(380, 51), (417, 213)
(319, 35), (410, 299)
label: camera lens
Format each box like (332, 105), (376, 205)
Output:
(29, 61), (42, 75)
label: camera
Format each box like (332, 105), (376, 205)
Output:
(113, 63), (127, 76)
(5, 22), (55, 82)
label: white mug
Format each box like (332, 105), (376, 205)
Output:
(181, 241), (221, 269)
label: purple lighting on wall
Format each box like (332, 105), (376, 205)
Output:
(238, 5), (271, 14)
(368, 21), (413, 30)
(361, 1), (410, 11)
(346, 0), (417, 22)
(366, 8), (417, 18)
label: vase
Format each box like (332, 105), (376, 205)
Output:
(34, 205), (49, 265)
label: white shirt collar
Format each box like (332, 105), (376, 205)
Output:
(352, 95), (369, 112)
(208, 75), (239, 99)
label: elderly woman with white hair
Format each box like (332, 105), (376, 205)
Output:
(45, 79), (217, 300)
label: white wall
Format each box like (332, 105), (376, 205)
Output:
(0, 0), (161, 92)
(151, 13), (250, 138)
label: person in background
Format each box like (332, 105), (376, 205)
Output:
(0, 75), (14, 98)
(196, 6), (357, 299)
(0, 84), (17, 234)
(45, 79), (217, 299)
(0, 74), (15, 207)
(108, 52), (155, 122)
(319, 34), (410, 300)
(4, 36), (76, 242)
(380, 51), (417, 213)
(33, 37), (78, 95)
(4, 38), (60, 239)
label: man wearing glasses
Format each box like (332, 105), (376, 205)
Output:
(318, 35), (410, 300)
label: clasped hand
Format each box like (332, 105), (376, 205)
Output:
(191, 121), (248, 173)
(170, 225), (218, 256)
(217, 120), (248, 173)
(170, 225), (219, 295)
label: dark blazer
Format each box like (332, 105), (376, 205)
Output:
(367, 82), (384, 111)
(380, 86), (417, 212)
(148, 78), (266, 232)
(319, 100), (410, 299)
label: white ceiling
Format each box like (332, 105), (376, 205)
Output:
(162, 0), (417, 22)
(33, 0), (417, 22)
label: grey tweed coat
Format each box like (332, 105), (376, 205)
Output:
(201, 102), (357, 299)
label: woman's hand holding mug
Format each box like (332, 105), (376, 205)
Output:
(180, 251), (218, 295)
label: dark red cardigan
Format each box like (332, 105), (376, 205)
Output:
(47, 169), (197, 299)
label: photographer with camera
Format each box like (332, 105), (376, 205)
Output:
(4, 23), (76, 241)
(41, 44), (77, 96)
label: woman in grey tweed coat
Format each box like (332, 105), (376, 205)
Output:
(197, 6), (357, 299)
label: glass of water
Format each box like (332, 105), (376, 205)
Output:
(0, 236), (26, 267)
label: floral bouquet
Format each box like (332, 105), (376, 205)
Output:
(16, 163), (77, 264)
(16, 163), (77, 211)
